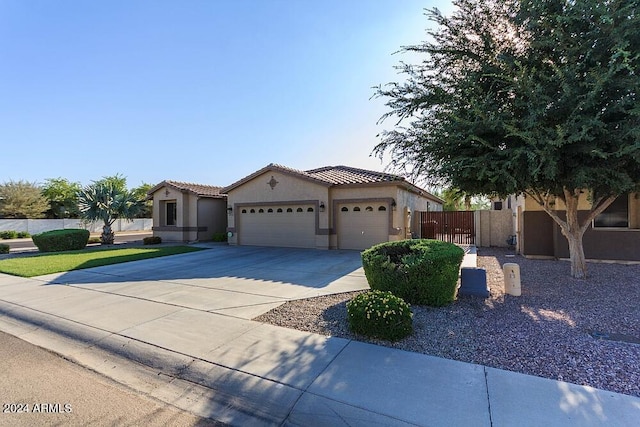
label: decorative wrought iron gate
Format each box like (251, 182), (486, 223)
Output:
(420, 211), (475, 245)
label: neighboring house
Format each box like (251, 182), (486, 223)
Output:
(496, 192), (640, 262)
(147, 180), (227, 242)
(220, 163), (443, 250)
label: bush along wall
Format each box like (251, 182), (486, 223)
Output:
(143, 236), (162, 245)
(31, 229), (90, 253)
(361, 239), (465, 307)
(0, 243), (9, 254)
(0, 231), (30, 239)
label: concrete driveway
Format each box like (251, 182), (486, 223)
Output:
(2, 244), (639, 426)
(28, 244), (369, 319)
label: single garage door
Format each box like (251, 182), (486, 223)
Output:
(337, 203), (389, 250)
(238, 205), (316, 248)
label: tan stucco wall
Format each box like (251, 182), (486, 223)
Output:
(226, 172), (441, 249)
(396, 187), (443, 238)
(517, 192), (640, 258)
(151, 186), (188, 242)
(197, 198), (228, 241)
(475, 209), (513, 247)
(151, 185), (227, 242)
(522, 191), (612, 211)
(225, 171), (330, 248)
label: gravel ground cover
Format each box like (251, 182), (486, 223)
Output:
(254, 247), (640, 397)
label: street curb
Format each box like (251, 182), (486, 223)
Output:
(0, 301), (301, 426)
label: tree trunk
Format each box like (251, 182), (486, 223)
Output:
(560, 192), (588, 279)
(101, 224), (115, 245)
(528, 189), (618, 280)
(565, 229), (587, 279)
(464, 195), (472, 211)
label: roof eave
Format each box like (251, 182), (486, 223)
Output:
(221, 163), (331, 193)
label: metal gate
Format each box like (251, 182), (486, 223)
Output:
(420, 211), (475, 245)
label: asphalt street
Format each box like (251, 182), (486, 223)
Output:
(0, 330), (222, 427)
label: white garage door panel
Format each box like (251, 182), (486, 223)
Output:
(338, 204), (389, 250)
(239, 206), (316, 248)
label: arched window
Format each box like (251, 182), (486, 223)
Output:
(296, 207), (303, 212)
(258, 208), (264, 213)
(353, 206), (361, 212)
(277, 208), (283, 213)
(241, 209), (247, 214)
(307, 207), (314, 212)
(250, 209), (256, 213)
(378, 206), (387, 211)
(267, 208), (273, 213)
(341, 207), (349, 212)
(365, 206), (373, 212)
(286, 208), (293, 212)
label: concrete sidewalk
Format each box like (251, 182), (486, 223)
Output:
(0, 246), (638, 426)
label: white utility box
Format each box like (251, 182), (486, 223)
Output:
(503, 263), (521, 296)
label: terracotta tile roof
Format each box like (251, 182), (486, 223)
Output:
(148, 180), (225, 198)
(221, 163), (442, 204)
(305, 165), (404, 185)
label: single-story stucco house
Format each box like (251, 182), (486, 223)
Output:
(493, 192), (640, 262)
(220, 163), (443, 250)
(147, 180), (227, 242)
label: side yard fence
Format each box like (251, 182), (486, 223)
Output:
(417, 209), (514, 247)
(0, 219), (152, 235)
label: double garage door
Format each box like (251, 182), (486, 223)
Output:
(238, 205), (316, 248)
(237, 202), (390, 250)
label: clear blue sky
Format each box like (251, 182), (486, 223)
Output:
(1, 1), (452, 189)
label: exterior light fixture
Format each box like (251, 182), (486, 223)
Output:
(319, 202), (325, 212)
(227, 206), (233, 214)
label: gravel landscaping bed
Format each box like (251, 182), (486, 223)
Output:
(254, 247), (640, 397)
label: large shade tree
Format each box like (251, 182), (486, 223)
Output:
(131, 182), (153, 218)
(78, 176), (144, 244)
(374, 0), (640, 278)
(41, 177), (81, 219)
(0, 180), (49, 219)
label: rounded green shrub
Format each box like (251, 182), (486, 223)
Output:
(143, 236), (162, 245)
(31, 229), (90, 253)
(0, 243), (9, 254)
(346, 290), (413, 341)
(362, 239), (465, 307)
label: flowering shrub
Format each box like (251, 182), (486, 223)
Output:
(346, 290), (413, 341)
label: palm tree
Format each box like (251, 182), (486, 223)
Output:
(78, 181), (143, 244)
(441, 187), (472, 211)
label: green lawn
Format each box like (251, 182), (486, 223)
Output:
(0, 246), (204, 277)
